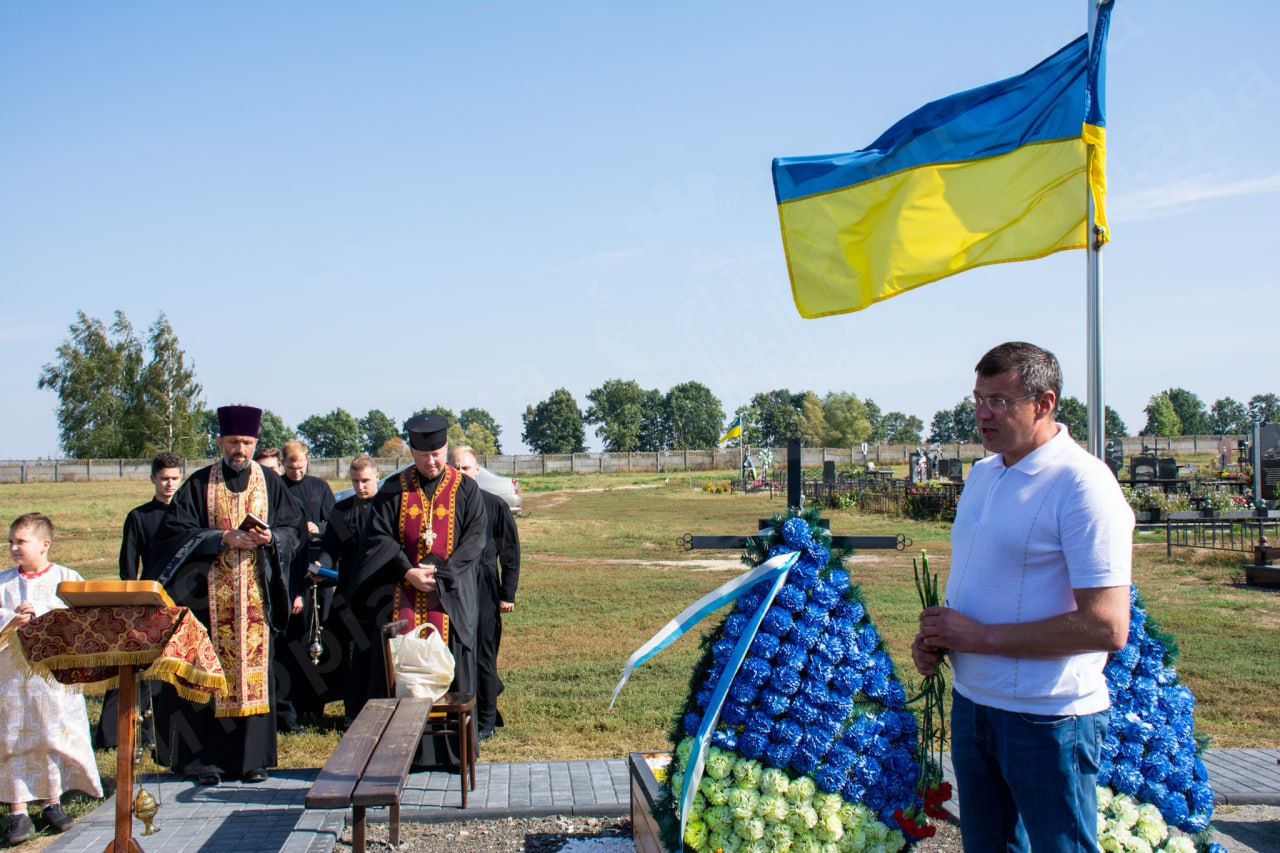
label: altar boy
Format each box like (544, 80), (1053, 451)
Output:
(1, 513), (103, 844)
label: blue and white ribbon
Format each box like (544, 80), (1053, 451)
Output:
(678, 552), (795, 843)
(609, 530), (778, 708)
(607, 542), (798, 845)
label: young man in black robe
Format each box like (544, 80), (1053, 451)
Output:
(95, 452), (184, 749)
(313, 454), (380, 727)
(449, 445), (521, 742)
(349, 413), (485, 767)
(147, 405), (306, 786)
(277, 439), (336, 728)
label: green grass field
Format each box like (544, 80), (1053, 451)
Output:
(1, 473), (1276, 835)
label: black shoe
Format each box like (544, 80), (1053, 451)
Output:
(277, 719), (302, 734)
(5, 812), (34, 845)
(196, 771), (221, 786)
(478, 729), (495, 743)
(41, 803), (74, 834)
(242, 768), (269, 783)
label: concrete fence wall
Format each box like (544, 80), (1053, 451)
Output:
(0, 435), (1244, 484)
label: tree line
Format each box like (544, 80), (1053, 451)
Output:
(36, 311), (1280, 459)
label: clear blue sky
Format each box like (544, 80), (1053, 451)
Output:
(3, 1), (1277, 457)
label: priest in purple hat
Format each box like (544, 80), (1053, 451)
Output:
(148, 404), (308, 786)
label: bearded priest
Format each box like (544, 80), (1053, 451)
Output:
(148, 404), (307, 786)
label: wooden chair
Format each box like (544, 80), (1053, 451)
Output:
(381, 619), (477, 807)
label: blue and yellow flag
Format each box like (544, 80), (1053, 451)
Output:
(719, 417), (743, 444)
(773, 3), (1112, 318)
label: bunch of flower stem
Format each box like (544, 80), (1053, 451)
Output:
(911, 551), (948, 796)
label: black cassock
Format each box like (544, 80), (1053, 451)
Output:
(476, 488), (521, 736)
(279, 472), (336, 722)
(349, 466), (485, 767)
(146, 461), (305, 777)
(313, 493), (375, 725)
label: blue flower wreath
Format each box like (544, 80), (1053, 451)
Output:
(1098, 586), (1215, 836)
(666, 509), (925, 838)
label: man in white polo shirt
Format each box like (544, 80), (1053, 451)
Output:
(913, 341), (1133, 852)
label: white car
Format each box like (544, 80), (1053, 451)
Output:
(474, 465), (523, 516)
(334, 463), (521, 515)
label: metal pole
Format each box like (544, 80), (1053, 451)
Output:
(1254, 420), (1264, 511)
(1085, 0), (1107, 459)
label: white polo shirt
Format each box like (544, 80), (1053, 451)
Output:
(946, 424), (1133, 715)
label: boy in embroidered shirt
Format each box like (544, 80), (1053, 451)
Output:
(1, 513), (103, 845)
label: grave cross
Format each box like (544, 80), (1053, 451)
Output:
(679, 439), (910, 554)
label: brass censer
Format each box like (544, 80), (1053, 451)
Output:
(132, 690), (161, 836)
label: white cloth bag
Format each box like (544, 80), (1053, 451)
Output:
(388, 623), (454, 703)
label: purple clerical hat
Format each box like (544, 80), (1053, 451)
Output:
(217, 405), (263, 438)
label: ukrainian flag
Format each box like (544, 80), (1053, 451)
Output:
(773, 3), (1111, 318)
(719, 417), (743, 444)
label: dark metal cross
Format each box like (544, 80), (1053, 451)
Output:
(679, 439), (910, 554)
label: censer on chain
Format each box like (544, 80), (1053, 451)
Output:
(307, 583), (324, 665)
(132, 682), (161, 836)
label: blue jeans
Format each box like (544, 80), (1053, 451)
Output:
(951, 691), (1106, 853)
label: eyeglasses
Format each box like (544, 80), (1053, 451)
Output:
(969, 392), (1041, 413)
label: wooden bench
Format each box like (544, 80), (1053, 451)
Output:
(305, 697), (432, 852)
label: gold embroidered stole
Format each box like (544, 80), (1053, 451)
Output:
(392, 465), (461, 641)
(206, 461), (271, 717)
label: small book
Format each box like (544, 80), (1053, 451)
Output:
(238, 512), (268, 532)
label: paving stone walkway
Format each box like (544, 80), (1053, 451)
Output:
(43, 749), (1280, 853)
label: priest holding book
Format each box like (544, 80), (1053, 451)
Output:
(148, 404), (307, 786)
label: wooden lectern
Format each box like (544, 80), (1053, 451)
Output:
(58, 581), (177, 853)
(17, 580), (226, 853)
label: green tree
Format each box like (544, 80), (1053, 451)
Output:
(750, 389), (804, 446)
(585, 379), (651, 452)
(864, 399), (884, 440)
(1105, 407), (1128, 438)
(1050, 396), (1127, 441)
(200, 410), (220, 456)
(929, 401), (977, 444)
(798, 392), (827, 447)
(1164, 388), (1211, 436)
(636, 388), (670, 451)
(297, 408), (362, 457)
(464, 422), (500, 456)
(1056, 396), (1088, 440)
(522, 389), (586, 454)
(133, 314), (205, 457)
(822, 392), (872, 447)
(37, 311), (143, 458)
(360, 409), (400, 455)
(879, 411), (924, 444)
(459, 408), (502, 453)
(258, 409), (294, 450)
(449, 421), (499, 456)
(1249, 393), (1280, 425)
(663, 381), (724, 450)
(1142, 393), (1182, 437)
(378, 436), (409, 457)
(1211, 397), (1249, 435)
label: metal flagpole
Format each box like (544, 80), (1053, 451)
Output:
(1085, 0), (1107, 460)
